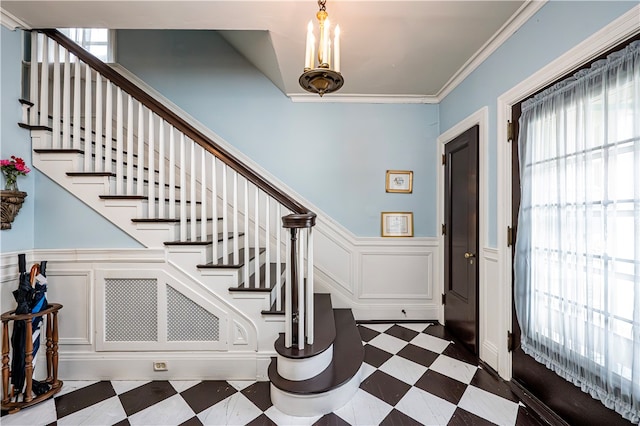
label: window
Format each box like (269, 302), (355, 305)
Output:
(58, 28), (112, 62)
(514, 41), (639, 423)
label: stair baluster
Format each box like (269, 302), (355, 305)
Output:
(52, 43), (61, 148)
(39, 37), (49, 127)
(83, 62), (92, 168)
(94, 73), (103, 171)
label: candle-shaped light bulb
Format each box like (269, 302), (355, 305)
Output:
(323, 19), (331, 65)
(304, 21), (313, 69)
(334, 25), (341, 73)
(309, 33), (315, 69)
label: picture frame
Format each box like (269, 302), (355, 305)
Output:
(381, 212), (414, 237)
(385, 170), (413, 193)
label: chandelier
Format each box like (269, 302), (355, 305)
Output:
(299, 0), (344, 96)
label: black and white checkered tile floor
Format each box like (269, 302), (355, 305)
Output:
(1, 323), (544, 425)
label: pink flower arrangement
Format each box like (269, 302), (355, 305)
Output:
(1, 156), (31, 190)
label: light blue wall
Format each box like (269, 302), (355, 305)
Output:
(439, 0), (637, 247)
(116, 30), (440, 237)
(33, 174), (142, 249)
(0, 27), (141, 251)
(1, 27), (34, 252)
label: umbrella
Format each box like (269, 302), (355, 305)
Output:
(10, 254), (33, 396)
(29, 261), (50, 396)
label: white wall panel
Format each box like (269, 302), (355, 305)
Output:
(480, 248), (499, 370)
(45, 269), (93, 345)
(314, 228), (353, 294)
(359, 251), (431, 299)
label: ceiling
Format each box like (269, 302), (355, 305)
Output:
(1, 0), (534, 102)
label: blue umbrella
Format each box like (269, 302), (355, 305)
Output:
(10, 254), (33, 397)
(29, 261), (50, 396)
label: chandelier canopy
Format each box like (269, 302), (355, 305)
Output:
(298, 0), (344, 97)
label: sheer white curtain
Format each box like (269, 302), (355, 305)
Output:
(515, 40), (640, 424)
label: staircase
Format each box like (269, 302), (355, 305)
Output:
(19, 29), (363, 416)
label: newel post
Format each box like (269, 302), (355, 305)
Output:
(282, 212), (316, 348)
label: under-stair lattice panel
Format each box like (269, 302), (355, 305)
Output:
(105, 278), (158, 342)
(167, 284), (219, 342)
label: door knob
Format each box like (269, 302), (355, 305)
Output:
(464, 252), (476, 259)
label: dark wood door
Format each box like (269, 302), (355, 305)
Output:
(444, 125), (479, 355)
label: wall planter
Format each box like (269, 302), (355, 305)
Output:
(0, 190), (27, 230)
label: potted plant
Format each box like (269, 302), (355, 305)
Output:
(0, 156), (30, 230)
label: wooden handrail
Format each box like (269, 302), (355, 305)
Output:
(37, 29), (311, 216)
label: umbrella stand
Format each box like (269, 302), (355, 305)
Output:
(1, 303), (63, 414)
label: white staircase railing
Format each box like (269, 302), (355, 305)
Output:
(26, 29), (316, 349)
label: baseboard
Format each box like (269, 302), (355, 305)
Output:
(356, 319), (439, 325)
(57, 352), (272, 381)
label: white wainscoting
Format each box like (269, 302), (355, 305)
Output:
(0, 249), (262, 381)
(0, 235), (439, 381)
(480, 247), (500, 371)
(314, 221), (440, 321)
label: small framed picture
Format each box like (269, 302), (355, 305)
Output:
(385, 170), (413, 193)
(381, 212), (414, 237)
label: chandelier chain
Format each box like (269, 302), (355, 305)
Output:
(317, 0), (326, 12)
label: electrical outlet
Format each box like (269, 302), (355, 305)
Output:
(153, 361), (168, 371)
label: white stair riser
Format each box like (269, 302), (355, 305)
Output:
(270, 366), (362, 417)
(277, 344), (333, 381)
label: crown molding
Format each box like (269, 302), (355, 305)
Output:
(1, 8), (30, 30)
(436, 0), (547, 101)
(288, 93), (439, 104)
(288, 1), (547, 104)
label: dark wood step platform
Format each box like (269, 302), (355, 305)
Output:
(274, 294), (335, 360)
(269, 306), (363, 394)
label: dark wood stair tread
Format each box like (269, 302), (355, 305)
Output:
(99, 195), (202, 204)
(100, 195), (147, 200)
(274, 293), (335, 360)
(132, 217), (220, 223)
(67, 171), (182, 190)
(197, 247), (265, 269)
(164, 232), (244, 246)
(20, 123), (52, 131)
(34, 148), (83, 154)
(262, 278), (287, 315)
(229, 263), (285, 292)
(268, 307), (363, 394)
(67, 172), (116, 177)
